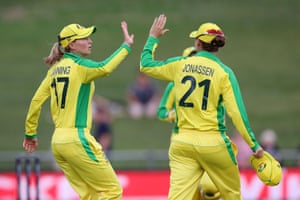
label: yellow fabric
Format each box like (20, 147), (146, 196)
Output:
(158, 49), (220, 199)
(24, 39), (131, 199)
(25, 44), (130, 137)
(168, 131), (242, 200)
(167, 109), (176, 122)
(141, 36), (261, 200)
(189, 23), (224, 43)
(182, 46), (197, 57)
(52, 128), (122, 199)
(200, 173), (221, 200)
(59, 23), (96, 48)
(141, 36), (261, 153)
(250, 151), (282, 186)
(157, 82), (177, 123)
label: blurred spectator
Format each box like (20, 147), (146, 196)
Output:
(127, 72), (160, 119)
(231, 130), (253, 169)
(92, 95), (113, 158)
(259, 128), (282, 164)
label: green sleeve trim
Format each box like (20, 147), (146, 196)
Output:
(25, 134), (37, 139)
(149, 36), (160, 43)
(251, 143), (261, 152)
(122, 43), (132, 53)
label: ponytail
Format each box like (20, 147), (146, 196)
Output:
(201, 36), (225, 52)
(44, 42), (64, 66)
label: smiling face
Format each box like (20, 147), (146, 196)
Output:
(68, 37), (93, 57)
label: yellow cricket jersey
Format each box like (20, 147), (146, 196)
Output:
(140, 36), (260, 152)
(25, 43), (131, 138)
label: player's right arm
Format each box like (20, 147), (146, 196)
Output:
(79, 21), (134, 83)
(25, 73), (51, 138)
(140, 36), (182, 81)
(24, 73), (51, 153)
(74, 43), (132, 83)
(157, 82), (176, 122)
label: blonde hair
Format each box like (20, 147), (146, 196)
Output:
(44, 42), (64, 66)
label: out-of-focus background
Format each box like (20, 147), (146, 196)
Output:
(0, 0), (299, 199)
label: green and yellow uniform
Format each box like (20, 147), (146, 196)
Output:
(141, 36), (261, 200)
(157, 82), (178, 132)
(25, 44), (131, 200)
(158, 82), (221, 200)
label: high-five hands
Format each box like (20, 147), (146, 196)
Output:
(150, 14), (169, 38)
(121, 21), (134, 47)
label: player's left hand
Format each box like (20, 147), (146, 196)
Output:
(253, 147), (264, 158)
(23, 138), (38, 153)
(149, 14), (169, 38)
(167, 109), (176, 122)
(121, 21), (134, 47)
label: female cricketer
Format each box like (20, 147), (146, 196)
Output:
(23, 21), (134, 199)
(140, 14), (264, 200)
(157, 47), (220, 200)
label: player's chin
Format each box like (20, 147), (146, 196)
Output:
(82, 49), (92, 56)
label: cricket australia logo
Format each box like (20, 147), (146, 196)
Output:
(258, 162), (267, 172)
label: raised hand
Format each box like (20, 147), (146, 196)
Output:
(121, 21), (134, 47)
(149, 14), (169, 38)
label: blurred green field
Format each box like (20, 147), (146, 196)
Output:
(0, 0), (299, 162)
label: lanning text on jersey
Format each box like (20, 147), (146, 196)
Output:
(51, 66), (71, 77)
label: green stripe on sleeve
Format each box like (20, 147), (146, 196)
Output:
(24, 134), (37, 139)
(226, 70), (260, 149)
(213, 57), (260, 151)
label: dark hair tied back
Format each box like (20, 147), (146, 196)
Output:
(202, 36), (225, 52)
(211, 36), (225, 47)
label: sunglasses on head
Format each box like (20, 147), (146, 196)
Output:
(200, 29), (224, 37)
(57, 34), (77, 42)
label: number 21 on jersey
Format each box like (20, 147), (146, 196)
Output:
(179, 75), (210, 110)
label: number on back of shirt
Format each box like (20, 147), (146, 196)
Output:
(179, 75), (210, 110)
(51, 77), (69, 109)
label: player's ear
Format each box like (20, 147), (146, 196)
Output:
(195, 39), (202, 50)
(68, 41), (77, 51)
